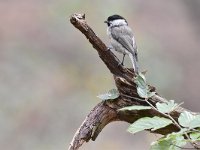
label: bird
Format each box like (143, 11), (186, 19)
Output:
(104, 14), (139, 74)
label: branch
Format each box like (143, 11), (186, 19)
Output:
(68, 13), (193, 150)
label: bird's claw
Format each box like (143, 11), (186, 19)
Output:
(105, 46), (113, 51)
(117, 62), (124, 67)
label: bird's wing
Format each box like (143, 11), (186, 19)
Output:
(111, 26), (138, 60)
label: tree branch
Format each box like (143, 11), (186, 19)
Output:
(68, 13), (192, 150)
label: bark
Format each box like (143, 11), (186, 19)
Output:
(68, 13), (190, 150)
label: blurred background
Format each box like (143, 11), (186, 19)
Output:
(0, 0), (200, 149)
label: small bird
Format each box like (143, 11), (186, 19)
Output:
(104, 14), (139, 73)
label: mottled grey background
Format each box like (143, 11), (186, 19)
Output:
(0, 0), (200, 149)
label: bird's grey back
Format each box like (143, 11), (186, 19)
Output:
(110, 25), (137, 56)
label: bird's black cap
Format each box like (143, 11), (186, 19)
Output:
(107, 14), (125, 22)
(104, 14), (127, 26)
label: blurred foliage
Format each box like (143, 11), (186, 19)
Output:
(0, 0), (200, 150)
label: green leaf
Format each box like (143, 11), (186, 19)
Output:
(134, 72), (147, 88)
(148, 91), (156, 98)
(156, 100), (179, 114)
(178, 111), (195, 127)
(151, 139), (173, 150)
(97, 89), (119, 101)
(127, 116), (172, 134)
(119, 106), (152, 111)
(190, 132), (200, 141)
(134, 73), (155, 98)
(137, 86), (148, 98)
(136, 83), (155, 99)
(178, 111), (200, 129)
(151, 134), (187, 150)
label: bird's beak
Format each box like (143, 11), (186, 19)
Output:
(104, 20), (108, 23)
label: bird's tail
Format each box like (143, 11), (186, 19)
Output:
(128, 52), (139, 74)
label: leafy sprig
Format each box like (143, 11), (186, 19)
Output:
(119, 72), (200, 150)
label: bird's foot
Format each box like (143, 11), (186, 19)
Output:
(117, 61), (124, 67)
(105, 46), (113, 51)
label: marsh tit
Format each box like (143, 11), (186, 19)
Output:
(104, 14), (139, 73)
